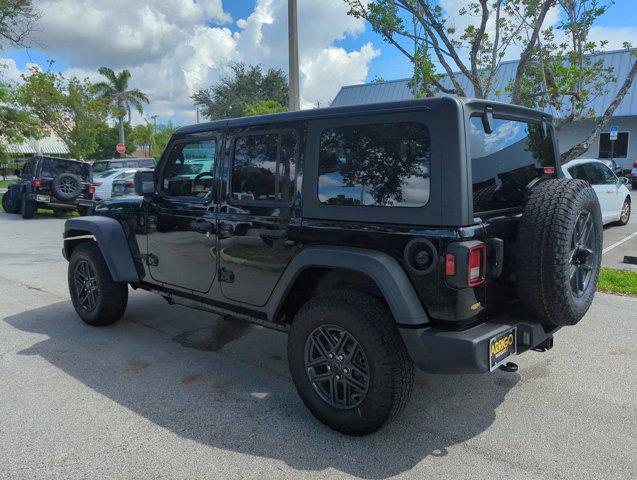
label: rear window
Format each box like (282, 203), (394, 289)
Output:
(318, 122), (431, 207)
(41, 158), (90, 179)
(470, 117), (556, 213)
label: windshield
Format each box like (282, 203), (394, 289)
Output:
(41, 158), (90, 180)
(469, 116), (556, 213)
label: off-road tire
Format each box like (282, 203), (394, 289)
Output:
(52, 173), (82, 202)
(68, 242), (128, 326)
(288, 290), (414, 436)
(2, 191), (20, 214)
(20, 193), (36, 219)
(615, 196), (631, 226)
(515, 179), (602, 326)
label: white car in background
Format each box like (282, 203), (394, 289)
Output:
(562, 158), (631, 226)
(93, 169), (143, 201)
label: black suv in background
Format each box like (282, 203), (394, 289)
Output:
(2, 156), (94, 218)
(61, 98), (603, 435)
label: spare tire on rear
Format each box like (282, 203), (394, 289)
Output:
(515, 179), (602, 326)
(52, 173), (82, 201)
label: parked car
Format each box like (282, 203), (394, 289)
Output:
(110, 171), (137, 198)
(91, 158), (155, 177)
(599, 158), (623, 176)
(562, 158), (631, 225)
(631, 161), (637, 189)
(62, 98), (602, 435)
(93, 168), (143, 201)
(2, 156), (95, 218)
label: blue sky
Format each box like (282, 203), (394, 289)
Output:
(2, 0), (636, 124)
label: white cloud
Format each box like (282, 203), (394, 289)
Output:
(1, 0), (376, 124)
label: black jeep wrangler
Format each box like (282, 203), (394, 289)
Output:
(3, 156), (94, 218)
(61, 98), (602, 435)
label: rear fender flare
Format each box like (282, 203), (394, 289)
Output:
(269, 246), (429, 326)
(63, 216), (140, 282)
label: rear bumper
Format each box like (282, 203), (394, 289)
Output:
(400, 317), (559, 374)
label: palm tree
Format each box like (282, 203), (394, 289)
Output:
(93, 67), (149, 156)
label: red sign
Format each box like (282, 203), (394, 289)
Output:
(116, 143), (126, 154)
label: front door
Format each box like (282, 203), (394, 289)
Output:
(568, 162), (616, 223)
(217, 125), (302, 306)
(147, 136), (219, 293)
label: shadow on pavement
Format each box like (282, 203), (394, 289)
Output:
(5, 297), (518, 479)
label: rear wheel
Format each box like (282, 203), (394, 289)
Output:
(77, 206), (90, 216)
(615, 197), (631, 226)
(288, 291), (414, 436)
(516, 179), (602, 326)
(2, 191), (20, 214)
(20, 193), (36, 219)
(68, 242), (128, 326)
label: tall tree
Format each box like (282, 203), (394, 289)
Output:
(93, 67), (149, 154)
(16, 67), (109, 159)
(515, 0), (637, 161)
(0, 80), (40, 159)
(192, 63), (289, 120)
(346, 0), (554, 101)
(0, 0), (40, 48)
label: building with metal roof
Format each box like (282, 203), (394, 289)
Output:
(332, 49), (637, 170)
(6, 133), (70, 159)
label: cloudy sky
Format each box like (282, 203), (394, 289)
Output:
(1, 0), (636, 125)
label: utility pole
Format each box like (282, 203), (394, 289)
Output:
(151, 114), (159, 157)
(288, 0), (300, 111)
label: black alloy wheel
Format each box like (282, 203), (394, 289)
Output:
(304, 325), (370, 409)
(569, 211), (597, 298)
(73, 259), (100, 312)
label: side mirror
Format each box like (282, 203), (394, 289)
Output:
(134, 169), (155, 197)
(14, 169), (21, 176)
(619, 176), (630, 186)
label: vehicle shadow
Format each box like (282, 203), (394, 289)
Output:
(4, 296), (518, 479)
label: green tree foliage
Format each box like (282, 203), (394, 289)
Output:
(346, 0), (554, 101)
(244, 99), (287, 116)
(0, 0), (40, 48)
(515, 0), (637, 160)
(192, 63), (289, 120)
(15, 67), (110, 159)
(130, 121), (155, 156)
(92, 123), (134, 159)
(0, 80), (40, 159)
(93, 67), (149, 148)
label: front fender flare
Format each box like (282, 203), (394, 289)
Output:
(269, 246), (429, 326)
(63, 216), (140, 282)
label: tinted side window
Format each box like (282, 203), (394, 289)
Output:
(470, 117), (555, 213)
(318, 122), (431, 207)
(161, 139), (217, 199)
(596, 163), (617, 184)
(41, 159), (90, 179)
(231, 132), (298, 203)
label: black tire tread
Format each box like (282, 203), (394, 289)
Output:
(516, 179), (601, 326)
(68, 242), (128, 326)
(288, 290), (414, 435)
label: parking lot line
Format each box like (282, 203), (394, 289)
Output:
(603, 231), (637, 254)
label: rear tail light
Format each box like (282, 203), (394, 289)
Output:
(468, 244), (486, 286)
(125, 182), (135, 189)
(446, 241), (487, 288)
(33, 178), (42, 188)
(93, 182), (103, 187)
(88, 185), (95, 196)
(633, 161), (637, 168)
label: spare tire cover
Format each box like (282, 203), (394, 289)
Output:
(515, 179), (602, 326)
(53, 173), (82, 201)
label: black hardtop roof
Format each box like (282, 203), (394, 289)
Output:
(175, 97), (551, 136)
(33, 155), (89, 165)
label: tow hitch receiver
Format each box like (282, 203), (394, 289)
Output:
(532, 336), (554, 352)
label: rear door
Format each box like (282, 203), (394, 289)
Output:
(217, 124), (302, 307)
(568, 162), (615, 223)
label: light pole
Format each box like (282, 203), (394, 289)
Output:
(151, 114), (159, 157)
(288, 0), (300, 111)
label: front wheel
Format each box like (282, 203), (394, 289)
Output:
(2, 191), (20, 214)
(615, 197), (631, 226)
(288, 291), (414, 436)
(68, 242), (128, 326)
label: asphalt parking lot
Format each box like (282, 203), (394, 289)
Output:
(0, 212), (635, 480)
